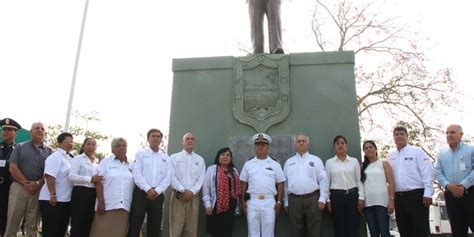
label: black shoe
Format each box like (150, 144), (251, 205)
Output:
(272, 48), (285, 54)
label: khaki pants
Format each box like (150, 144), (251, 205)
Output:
(4, 182), (40, 237)
(169, 193), (199, 237)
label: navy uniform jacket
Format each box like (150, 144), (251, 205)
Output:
(0, 141), (15, 186)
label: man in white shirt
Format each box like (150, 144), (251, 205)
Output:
(283, 133), (328, 237)
(240, 133), (286, 237)
(128, 129), (171, 237)
(169, 133), (206, 237)
(387, 126), (434, 237)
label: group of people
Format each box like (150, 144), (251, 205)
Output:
(0, 117), (473, 237)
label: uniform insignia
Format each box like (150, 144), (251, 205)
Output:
(265, 167), (273, 171)
(5, 118), (10, 125)
(289, 162), (296, 166)
(309, 161), (314, 167)
(404, 157), (413, 161)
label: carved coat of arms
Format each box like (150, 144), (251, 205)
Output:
(233, 54), (290, 132)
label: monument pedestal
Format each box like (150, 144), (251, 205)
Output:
(164, 51), (363, 236)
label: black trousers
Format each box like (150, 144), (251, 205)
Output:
(39, 200), (71, 237)
(445, 187), (474, 237)
(394, 189), (429, 237)
(330, 191), (360, 237)
(0, 181), (11, 236)
(127, 186), (164, 237)
(206, 199), (237, 237)
(70, 186), (96, 237)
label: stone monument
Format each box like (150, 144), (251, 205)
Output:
(164, 51), (362, 236)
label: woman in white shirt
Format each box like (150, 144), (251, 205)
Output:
(38, 132), (74, 237)
(89, 137), (134, 237)
(69, 138), (102, 237)
(202, 147), (241, 237)
(361, 140), (395, 237)
(326, 135), (365, 237)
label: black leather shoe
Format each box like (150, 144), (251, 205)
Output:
(272, 48), (285, 54)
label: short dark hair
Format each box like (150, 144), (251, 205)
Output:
(393, 126), (408, 135)
(333, 135), (347, 146)
(57, 132), (73, 144)
(213, 147), (234, 169)
(147, 128), (163, 139)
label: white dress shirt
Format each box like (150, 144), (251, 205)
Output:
(39, 148), (73, 202)
(325, 155), (364, 200)
(69, 153), (98, 188)
(96, 156), (134, 211)
(387, 145), (434, 197)
(283, 152), (329, 205)
(170, 149), (206, 195)
(240, 156), (286, 196)
(133, 148), (171, 194)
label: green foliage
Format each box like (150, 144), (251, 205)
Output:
(45, 111), (110, 159)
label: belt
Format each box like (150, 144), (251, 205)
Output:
(250, 194), (274, 200)
(331, 187), (358, 195)
(395, 188), (424, 196)
(289, 190), (320, 198)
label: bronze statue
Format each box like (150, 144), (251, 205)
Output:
(248, 0), (284, 54)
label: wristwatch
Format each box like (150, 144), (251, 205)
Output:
(276, 201), (282, 205)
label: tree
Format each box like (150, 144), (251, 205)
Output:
(310, 0), (461, 155)
(45, 111), (110, 160)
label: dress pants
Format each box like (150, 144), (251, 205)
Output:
(288, 192), (322, 237)
(169, 192), (199, 237)
(444, 187), (474, 237)
(247, 195), (276, 237)
(128, 187), (164, 237)
(330, 191), (360, 237)
(248, 0), (283, 54)
(394, 189), (430, 237)
(70, 186), (96, 237)
(206, 199), (237, 237)
(39, 200), (70, 237)
(4, 182), (40, 237)
(0, 180), (11, 236)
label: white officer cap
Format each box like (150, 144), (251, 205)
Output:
(252, 133), (271, 144)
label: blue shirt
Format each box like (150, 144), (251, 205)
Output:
(434, 142), (474, 189)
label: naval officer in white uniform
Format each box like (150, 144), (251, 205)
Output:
(240, 133), (286, 237)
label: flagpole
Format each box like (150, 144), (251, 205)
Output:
(65, 0), (89, 132)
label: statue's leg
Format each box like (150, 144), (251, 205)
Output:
(267, 0), (283, 54)
(249, 0), (265, 54)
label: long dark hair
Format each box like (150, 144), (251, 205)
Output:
(361, 140), (378, 183)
